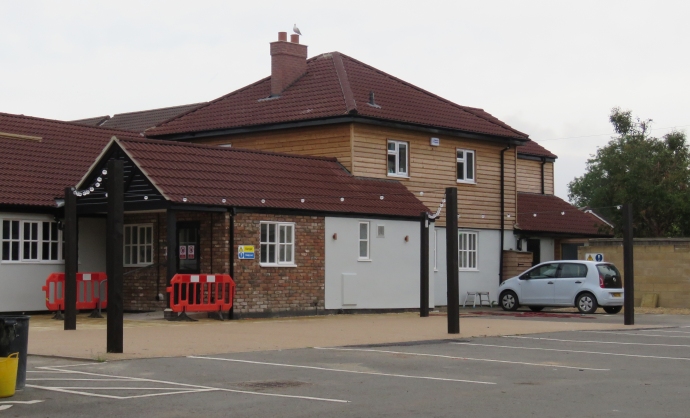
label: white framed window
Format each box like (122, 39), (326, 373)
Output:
(124, 224), (153, 266)
(387, 140), (409, 177)
(458, 231), (478, 270)
(456, 149), (475, 183)
(359, 222), (370, 260)
(260, 222), (295, 266)
(1, 220), (20, 261)
(41, 221), (61, 261)
(2, 219), (63, 263)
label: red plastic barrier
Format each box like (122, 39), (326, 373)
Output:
(42, 272), (108, 311)
(166, 274), (235, 313)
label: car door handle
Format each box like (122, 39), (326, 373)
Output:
(575, 281), (582, 284)
(547, 281), (554, 284)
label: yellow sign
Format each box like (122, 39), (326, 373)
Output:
(238, 245), (255, 253)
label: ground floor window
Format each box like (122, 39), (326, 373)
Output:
(359, 222), (370, 260)
(260, 222), (295, 266)
(124, 224), (153, 266)
(2, 219), (63, 262)
(458, 230), (478, 270)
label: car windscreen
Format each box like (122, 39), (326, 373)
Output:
(597, 264), (622, 288)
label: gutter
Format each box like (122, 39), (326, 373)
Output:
(499, 146), (511, 284)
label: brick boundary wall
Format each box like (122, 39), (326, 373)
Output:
(581, 238), (690, 308)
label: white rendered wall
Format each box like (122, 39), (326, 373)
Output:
(325, 217), (433, 310)
(0, 213), (106, 312)
(433, 228), (503, 306)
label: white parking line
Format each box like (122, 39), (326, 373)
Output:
(188, 355), (496, 384)
(313, 347), (609, 371)
(451, 342), (690, 361)
(28, 366), (349, 403)
(649, 330), (690, 334)
(0, 405), (11, 411)
(504, 336), (690, 348)
(0, 401), (43, 405)
(580, 331), (690, 338)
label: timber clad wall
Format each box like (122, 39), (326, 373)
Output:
(580, 239), (690, 308)
(516, 159), (554, 195)
(351, 124), (517, 229)
(502, 250), (533, 281)
(233, 213), (325, 315)
(196, 124), (353, 171)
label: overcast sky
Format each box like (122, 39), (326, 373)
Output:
(1, 1), (688, 200)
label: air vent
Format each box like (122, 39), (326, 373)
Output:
(377, 225), (385, 238)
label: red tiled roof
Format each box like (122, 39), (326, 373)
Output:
(517, 140), (557, 159)
(516, 193), (611, 236)
(0, 112), (140, 207)
(147, 52), (529, 141)
(72, 103), (206, 133)
(103, 137), (429, 217)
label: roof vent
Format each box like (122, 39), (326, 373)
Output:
(368, 91), (381, 109)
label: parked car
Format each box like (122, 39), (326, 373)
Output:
(498, 261), (624, 314)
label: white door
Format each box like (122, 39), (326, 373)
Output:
(519, 263), (559, 305)
(553, 263), (587, 305)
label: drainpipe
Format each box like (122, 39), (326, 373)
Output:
(541, 158), (546, 195)
(499, 146), (511, 284)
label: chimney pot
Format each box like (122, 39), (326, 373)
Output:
(290, 34), (300, 44)
(278, 32), (287, 41)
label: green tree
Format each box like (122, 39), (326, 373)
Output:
(568, 108), (690, 237)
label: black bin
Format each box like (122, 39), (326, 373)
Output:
(0, 315), (30, 390)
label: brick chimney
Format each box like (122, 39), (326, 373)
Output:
(270, 32), (308, 96)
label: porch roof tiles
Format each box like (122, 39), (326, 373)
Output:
(113, 137), (429, 218)
(516, 192), (611, 236)
(0, 112), (140, 208)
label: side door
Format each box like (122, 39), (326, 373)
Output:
(518, 263), (559, 305)
(554, 263), (588, 305)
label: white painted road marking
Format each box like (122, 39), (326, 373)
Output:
(0, 405), (12, 411)
(29, 366), (349, 403)
(580, 331), (690, 338)
(648, 330), (690, 334)
(313, 347), (609, 371)
(188, 355), (496, 385)
(504, 335), (690, 348)
(451, 342), (690, 361)
(0, 400), (43, 404)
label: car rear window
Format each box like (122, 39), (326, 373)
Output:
(597, 264), (622, 288)
(559, 263), (588, 278)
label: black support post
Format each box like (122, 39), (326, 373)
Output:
(623, 203), (635, 325)
(420, 211), (430, 317)
(164, 208), (177, 319)
(106, 160), (124, 353)
(445, 187), (459, 334)
(64, 187), (78, 330)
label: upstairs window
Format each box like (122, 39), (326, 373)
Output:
(456, 149), (475, 183)
(387, 140), (409, 177)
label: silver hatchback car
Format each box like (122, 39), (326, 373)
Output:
(498, 260), (624, 314)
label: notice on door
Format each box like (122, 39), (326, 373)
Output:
(179, 245), (187, 260)
(187, 245), (195, 260)
(238, 245), (255, 260)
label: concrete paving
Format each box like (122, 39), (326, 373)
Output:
(27, 309), (659, 361)
(6, 314), (690, 418)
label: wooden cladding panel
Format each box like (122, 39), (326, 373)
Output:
(352, 124), (517, 229)
(516, 159), (554, 195)
(194, 124), (353, 171)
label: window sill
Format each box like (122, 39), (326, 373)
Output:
(358, 258), (372, 262)
(1, 261), (66, 265)
(124, 263), (155, 268)
(387, 173), (410, 179)
(456, 180), (476, 185)
(260, 263), (298, 268)
(459, 268), (479, 272)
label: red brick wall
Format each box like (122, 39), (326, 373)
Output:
(233, 213), (325, 316)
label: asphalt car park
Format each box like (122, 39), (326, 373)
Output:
(4, 316), (690, 418)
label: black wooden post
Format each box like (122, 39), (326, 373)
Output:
(623, 203), (635, 325)
(445, 187), (459, 334)
(106, 160), (124, 353)
(420, 211), (430, 317)
(164, 209), (177, 319)
(63, 187), (78, 330)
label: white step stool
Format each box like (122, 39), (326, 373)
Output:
(463, 291), (492, 308)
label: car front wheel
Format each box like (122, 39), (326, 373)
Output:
(576, 293), (598, 314)
(603, 306), (622, 314)
(500, 291), (519, 311)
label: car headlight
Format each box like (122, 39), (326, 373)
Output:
(499, 281), (505, 287)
